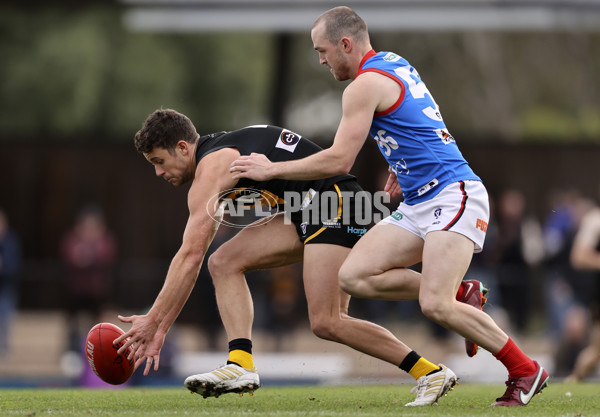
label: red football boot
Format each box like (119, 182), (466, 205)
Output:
(492, 361), (549, 406)
(456, 280), (488, 357)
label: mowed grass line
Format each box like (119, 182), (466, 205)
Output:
(0, 382), (597, 417)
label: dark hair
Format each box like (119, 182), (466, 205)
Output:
(134, 109), (200, 154)
(312, 6), (368, 44)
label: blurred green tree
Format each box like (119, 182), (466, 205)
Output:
(0, 5), (598, 143)
(0, 5), (272, 141)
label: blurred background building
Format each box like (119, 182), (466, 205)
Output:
(1, 0), (600, 387)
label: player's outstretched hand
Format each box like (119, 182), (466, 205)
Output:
(230, 152), (274, 181)
(114, 314), (165, 376)
(134, 330), (166, 376)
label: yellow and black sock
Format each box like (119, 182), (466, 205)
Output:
(227, 338), (254, 369)
(399, 350), (440, 380)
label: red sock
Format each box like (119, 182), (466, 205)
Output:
(494, 338), (537, 378)
(455, 282), (465, 300)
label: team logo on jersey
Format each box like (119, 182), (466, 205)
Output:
(383, 52), (401, 62)
(434, 207), (442, 219)
(435, 129), (455, 145)
(417, 178), (439, 196)
(276, 129), (301, 153)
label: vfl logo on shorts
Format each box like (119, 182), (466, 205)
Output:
(432, 207), (442, 225)
(276, 129), (301, 153)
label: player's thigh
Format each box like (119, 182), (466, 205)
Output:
(420, 230), (474, 301)
(212, 213), (304, 272)
(303, 243), (351, 317)
(342, 222), (424, 277)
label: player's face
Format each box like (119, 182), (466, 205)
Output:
(311, 23), (353, 81)
(143, 144), (194, 187)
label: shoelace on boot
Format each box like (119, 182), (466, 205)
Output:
(495, 378), (518, 401)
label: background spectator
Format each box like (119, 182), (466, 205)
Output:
(0, 208), (22, 358)
(541, 188), (596, 377)
(61, 205), (117, 352)
(565, 188), (600, 381)
(489, 188), (544, 333)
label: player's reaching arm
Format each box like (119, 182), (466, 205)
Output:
(230, 75), (381, 182)
(115, 149), (239, 375)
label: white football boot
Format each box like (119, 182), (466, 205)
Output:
(405, 364), (458, 406)
(185, 364), (260, 398)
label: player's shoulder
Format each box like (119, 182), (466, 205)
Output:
(350, 70), (385, 91)
(195, 147), (240, 176)
(348, 69), (398, 107)
(200, 146), (240, 163)
(191, 147), (240, 194)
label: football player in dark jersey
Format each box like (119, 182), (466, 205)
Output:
(115, 108), (460, 405)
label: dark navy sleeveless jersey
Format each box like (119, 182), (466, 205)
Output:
(195, 125), (354, 204)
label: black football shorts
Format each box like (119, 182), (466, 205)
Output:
(289, 179), (372, 248)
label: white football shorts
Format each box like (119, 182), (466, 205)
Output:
(380, 180), (490, 253)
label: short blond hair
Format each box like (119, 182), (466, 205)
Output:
(312, 6), (369, 44)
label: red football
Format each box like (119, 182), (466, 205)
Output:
(85, 322), (135, 385)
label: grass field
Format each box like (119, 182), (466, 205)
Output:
(1, 382), (598, 417)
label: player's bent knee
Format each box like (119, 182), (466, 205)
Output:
(338, 276), (356, 296)
(419, 298), (452, 326)
(338, 263), (364, 295)
(207, 250), (240, 278)
(309, 317), (339, 342)
(207, 252), (222, 277)
(339, 272), (378, 299)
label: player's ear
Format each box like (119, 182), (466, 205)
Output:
(340, 36), (352, 52)
(177, 140), (189, 154)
